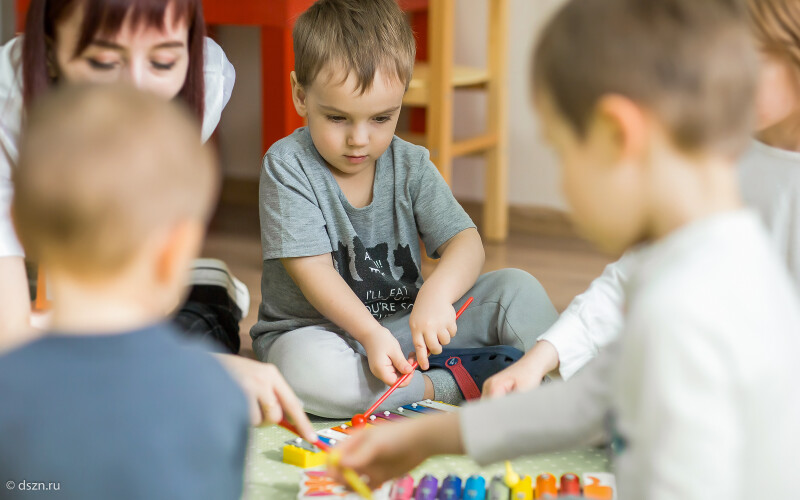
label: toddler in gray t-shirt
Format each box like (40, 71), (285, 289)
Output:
(249, 0), (558, 418)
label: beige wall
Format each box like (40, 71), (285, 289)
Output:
(214, 0), (567, 209)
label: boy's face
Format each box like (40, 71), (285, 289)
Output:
(535, 91), (648, 254)
(292, 67), (405, 176)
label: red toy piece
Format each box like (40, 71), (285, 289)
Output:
(559, 473), (581, 496)
(351, 414), (367, 428)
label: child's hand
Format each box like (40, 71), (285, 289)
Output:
(361, 327), (414, 386)
(408, 295), (457, 370)
(330, 412), (463, 489)
(215, 355), (316, 441)
(482, 340), (559, 398)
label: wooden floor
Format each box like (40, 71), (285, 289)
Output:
(202, 201), (613, 358)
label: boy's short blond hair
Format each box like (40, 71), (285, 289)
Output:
(293, 0), (416, 93)
(748, 0), (800, 75)
(13, 84), (218, 278)
(533, 0), (757, 158)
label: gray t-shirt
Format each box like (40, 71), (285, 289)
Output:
(251, 127), (475, 340)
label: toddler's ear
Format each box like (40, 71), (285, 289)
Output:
(593, 94), (648, 164)
(290, 71), (309, 118)
(155, 219), (204, 294)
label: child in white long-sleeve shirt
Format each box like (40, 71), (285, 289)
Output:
(330, 1), (800, 498)
(483, 0), (800, 391)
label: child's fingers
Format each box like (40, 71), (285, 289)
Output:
(414, 341), (429, 370)
(437, 329), (451, 347)
(259, 393), (284, 425)
(375, 362), (399, 386)
(423, 330), (443, 355)
(273, 379), (315, 442)
(247, 397), (263, 426)
(447, 320), (458, 338)
(483, 377), (514, 398)
(339, 429), (380, 471)
(398, 371), (414, 388)
(388, 347), (413, 374)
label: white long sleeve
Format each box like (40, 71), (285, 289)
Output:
(460, 344), (617, 465)
(538, 251), (635, 379)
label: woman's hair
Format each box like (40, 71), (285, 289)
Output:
(748, 0), (800, 74)
(21, 0), (206, 121)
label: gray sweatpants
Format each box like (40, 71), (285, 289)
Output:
(253, 269), (558, 418)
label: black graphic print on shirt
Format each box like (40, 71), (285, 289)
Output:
(332, 236), (420, 320)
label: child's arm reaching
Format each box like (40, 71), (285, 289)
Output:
(332, 344), (617, 488)
(282, 254), (414, 386)
(215, 354), (316, 441)
(483, 251), (637, 397)
(409, 227), (484, 369)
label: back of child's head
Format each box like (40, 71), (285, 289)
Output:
(748, 0), (800, 75)
(293, 0), (416, 92)
(533, 0), (757, 158)
(13, 84), (218, 279)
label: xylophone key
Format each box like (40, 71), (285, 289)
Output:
(390, 475), (415, 500)
(488, 475), (511, 500)
(377, 411), (410, 422)
(415, 475), (439, 500)
(438, 475), (462, 500)
(535, 473), (557, 499)
(416, 400), (459, 412)
(401, 403), (442, 415)
(511, 475), (533, 500)
(559, 473), (581, 496)
(464, 475), (486, 500)
(317, 428), (350, 441)
(394, 407), (425, 419)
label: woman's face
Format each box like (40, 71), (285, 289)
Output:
(53, 2), (190, 99)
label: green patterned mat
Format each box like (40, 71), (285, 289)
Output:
(242, 420), (611, 499)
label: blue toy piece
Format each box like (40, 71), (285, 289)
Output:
(438, 475), (462, 500)
(464, 475), (486, 500)
(415, 475), (439, 500)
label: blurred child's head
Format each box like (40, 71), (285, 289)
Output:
(13, 84), (218, 310)
(747, 0), (800, 135)
(532, 0), (757, 253)
(291, 0), (415, 176)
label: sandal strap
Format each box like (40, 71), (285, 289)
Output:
(443, 356), (481, 400)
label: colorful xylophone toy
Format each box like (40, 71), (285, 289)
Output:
(282, 399), (458, 468)
(297, 469), (616, 500)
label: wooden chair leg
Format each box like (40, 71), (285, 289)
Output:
(484, 0), (509, 241)
(426, 0), (455, 184)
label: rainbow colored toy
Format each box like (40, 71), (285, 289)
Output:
(281, 400), (459, 468)
(296, 469), (616, 500)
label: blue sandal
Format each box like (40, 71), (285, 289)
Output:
(425, 346), (523, 400)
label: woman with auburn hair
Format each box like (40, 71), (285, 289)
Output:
(0, 0), (313, 432)
(1, 0), (236, 344)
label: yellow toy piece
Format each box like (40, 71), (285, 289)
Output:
(282, 444), (328, 468)
(504, 461), (521, 488)
(511, 475), (533, 500)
